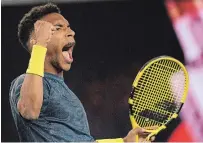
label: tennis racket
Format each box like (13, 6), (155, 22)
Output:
(128, 56), (189, 141)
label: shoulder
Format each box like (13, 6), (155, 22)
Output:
(9, 74), (26, 107)
(10, 74), (26, 91)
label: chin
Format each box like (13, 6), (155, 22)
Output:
(62, 64), (71, 71)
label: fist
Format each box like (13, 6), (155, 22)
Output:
(34, 20), (55, 48)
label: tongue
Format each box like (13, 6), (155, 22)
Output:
(62, 51), (73, 63)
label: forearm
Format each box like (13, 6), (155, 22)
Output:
(17, 45), (47, 120)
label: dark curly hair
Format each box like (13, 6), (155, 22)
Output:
(18, 3), (61, 50)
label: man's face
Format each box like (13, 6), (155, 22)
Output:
(40, 13), (75, 71)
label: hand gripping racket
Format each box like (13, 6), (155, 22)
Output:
(128, 56), (189, 141)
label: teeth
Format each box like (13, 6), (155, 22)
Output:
(62, 43), (74, 51)
(67, 43), (73, 47)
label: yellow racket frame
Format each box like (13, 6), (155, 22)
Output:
(128, 56), (189, 141)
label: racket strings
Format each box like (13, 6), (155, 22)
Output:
(131, 60), (187, 127)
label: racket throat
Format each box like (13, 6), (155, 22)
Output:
(129, 115), (139, 128)
(146, 125), (166, 140)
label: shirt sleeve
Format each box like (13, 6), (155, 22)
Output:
(9, 74), (25, 115)
(9, 74), (51, 118)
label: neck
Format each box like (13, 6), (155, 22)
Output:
(44, 58), (63, 77)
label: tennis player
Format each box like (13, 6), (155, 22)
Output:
(9, 3), (155, 142)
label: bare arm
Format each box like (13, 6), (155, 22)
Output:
(17, 20), (55, 120)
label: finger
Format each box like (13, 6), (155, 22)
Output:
(34, 21), (40, 28)
(35, 20), (52, 27)
(150, 136), (156, 141)
(138, 131), (152, 139)
(144, 140), (151, 143)
(140, 137), (151, 143)
(43, 20), (54, 28)
(132, 127), (145, 135)
(34, 20), (43, 31)
(35, 20), (44, 26)
(37, 20), (49, 25)
(36, 20), (44, 23)
(141, 131), (151, 136)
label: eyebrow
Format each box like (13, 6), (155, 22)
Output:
(54, 24), (63, 27)
(54, 23), (70, 28)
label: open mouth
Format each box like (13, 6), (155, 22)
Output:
(62, 42), (75, 52)
(62, 42), (75, 64)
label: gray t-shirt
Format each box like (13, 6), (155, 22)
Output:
(9, 73), (95, 142)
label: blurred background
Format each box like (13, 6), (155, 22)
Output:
(1, 0), (203, 142)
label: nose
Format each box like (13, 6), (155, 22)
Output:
(67, 29), (75, 37)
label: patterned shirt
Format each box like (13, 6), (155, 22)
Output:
(9, 73), (95, 142)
